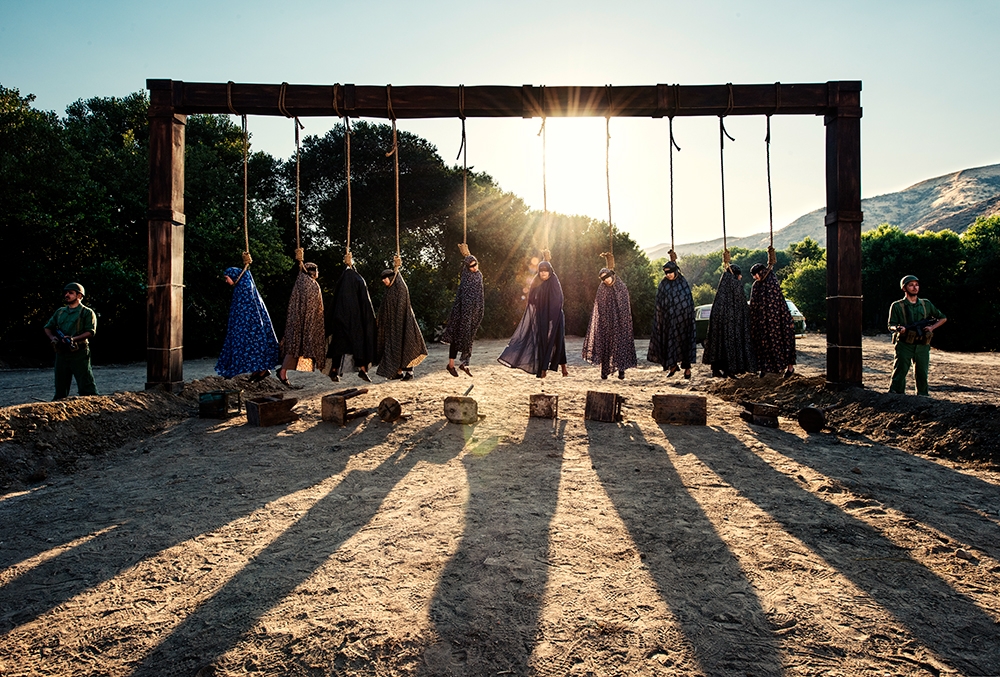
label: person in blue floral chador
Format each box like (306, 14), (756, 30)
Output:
(216, 266), (280, 381)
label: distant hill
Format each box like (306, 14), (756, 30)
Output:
(646, 163), (1000, 259)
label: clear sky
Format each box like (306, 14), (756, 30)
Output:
(3, 0), (998, 249)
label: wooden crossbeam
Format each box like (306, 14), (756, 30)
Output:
(147, 80), (860, 119)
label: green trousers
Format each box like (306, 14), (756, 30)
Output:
(54, 348), (99, 399)
(889, 342), (930, 396)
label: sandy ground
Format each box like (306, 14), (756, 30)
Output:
(1, 334), (999, 676)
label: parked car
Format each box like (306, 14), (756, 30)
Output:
(695, 300), (806, 344)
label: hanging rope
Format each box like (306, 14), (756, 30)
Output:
(343, 114), (354, 268)
(667, 116), (681, 262)
(455, 85), (470, 258)
(602, 85), (615, 270)
(719, 86), (736, 270)
(537, 109), (551, 261)
(232, 112), (252, 287)
(387, 84), (402, 273)
(293, 116), (305, 271)
(765, 82), (781, 269)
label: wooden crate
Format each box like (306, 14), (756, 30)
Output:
(444, 396), (478, 425)
(585, 391), (623, 422)
(199, 389), (242, 419)
(321, 388), (371, 426)
(651, 394), (706, 426)
(739, 401), (779, 428)
(529, 393), (558, 419)
(246, 395), (299, 427)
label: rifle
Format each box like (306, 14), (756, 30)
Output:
(53, 329), (79, 352)
(898, 318), (936, 345)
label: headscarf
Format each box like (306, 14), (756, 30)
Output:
(327, 267), (378, 370)
(215, 266), (280, 378)
(280, 264), (326, 371)
(749, 269), (797, 373)
(498, 260), (567, 375)
(441, 255), (485, 363)
(375, 272), (428, 378)
(647, 264), (697, 368)
(582, 272), (638, 376)
(701, 268), (756, 375)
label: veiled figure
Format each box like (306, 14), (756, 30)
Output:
(216, 266), (280, 379)
(749, 263), (797, 375)
(375, 270), (427, 379)
(498, 260), (568, 377)
(441, 255), (485, 375)
(702, 265), (756, 377)
(582, 268), (638, 379)
(278, 263), (326, 380)
(326, 267), (378, 380)
(646, 260), (697, 376)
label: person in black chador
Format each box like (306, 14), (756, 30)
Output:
(749, 262), (797, 377)
(647, 260), (697, 379)
(498, 259), (569, 378)
(441, 254), (485, 377)
(375, 268), (427, 380)
(326, 262), (377, 383)
(582, 267), (638, 380)
(702, 264), (756, 377)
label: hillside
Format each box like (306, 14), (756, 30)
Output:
(648, 163), (1000, 258)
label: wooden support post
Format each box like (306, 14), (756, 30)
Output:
(529, 394), (559, 419)
(246, 395), (300, 427)
(585, 391), (624, 423)
(825, 81), (864, 388)
(146, 80), (186, 392)
(652, 394), (706, 425)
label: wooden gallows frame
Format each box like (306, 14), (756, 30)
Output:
(145, 80), (862, 390)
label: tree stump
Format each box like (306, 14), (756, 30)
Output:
(378, 397), (406, 423)
(585, 391), (624, 422)
(529, 394), (558, 419)
(651, 394), (706, 425)
(246, 395), (299, 427)
(444, 396), (479, 425)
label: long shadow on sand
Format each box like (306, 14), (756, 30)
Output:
(668, 424), (1000, 676)
(420, 417), (564, 676)
(129, 420), (461, 676)
(0, 414), (393, 636)
(587, 419), (784, 676)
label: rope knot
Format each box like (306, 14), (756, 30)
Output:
(668, 249), (677, 262)
(601, 252), (615, 271)
(541, 248), (552, 262)
(242, 251), (253, 267)
(393, 253), (402, 272)
(343, 251), (353, 268)
(458, 242), (470, 257)
(767, 246), (777, 268)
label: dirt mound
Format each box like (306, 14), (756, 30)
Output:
(0, 373), (299, 490)
(702, 374), (999, 465)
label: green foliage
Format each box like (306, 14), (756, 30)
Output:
(781, 256), (827, 327)
(691, 283), (715, 307)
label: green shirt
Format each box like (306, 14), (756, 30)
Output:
(887, 297), (944, 332)
(45, 303), (97, 338)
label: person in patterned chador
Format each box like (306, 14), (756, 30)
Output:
(277, 262), (326, 386)
(375, 268), (427, 381)
(582, 268), (637, 380)
(216, 267), (280, 381)
(702, 265), (756, 378)
(749, 262), (796, 377)
(442, 255), (485, 377)
(647, 260), (697, 379)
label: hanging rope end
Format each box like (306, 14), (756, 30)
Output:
(668, 249), (677, 262)
(458, 242), (470, 257)
(722, 249), (731, 267)
(242, 251), (253, 267)
(767, 245), (777, 268)
(344, 250), (353, 268)
(601, 252), (615, 271)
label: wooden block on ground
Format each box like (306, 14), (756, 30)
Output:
(585, 391), (624, 422)
(199, 389), (243, 418)
(797, 405), (826, 433)
(739, 410), (779, 428)
(444, 396), (479, 425)
(652, 393), (706, 425)
(378, 397), (404, 423)
(529, 393), (558, 419)
(739, 401), (780, 418)
(322, 388), (370, 426)
(246, 395), (299, 427)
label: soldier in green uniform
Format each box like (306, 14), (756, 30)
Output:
(43, 282), (99, 399)
(887, 275), (946, 396)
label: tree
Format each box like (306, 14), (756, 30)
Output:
(781, 256), (827, 328)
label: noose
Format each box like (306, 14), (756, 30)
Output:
(456, 85), (471, 258)
(387, 84), (402, 279)
(765, 82), (781, 270)
(537, 86), (550, 262)
(602, 85), (615, 271)
(719, 83), (735, 272)
(293, 115), (305, 271)
(227, 81), (252, 286)
(667, 116), (681, 263)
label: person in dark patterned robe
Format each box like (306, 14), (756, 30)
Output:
(498, 260), (569, 378)
(749, 263), (797, 377)
(441, 255), (485, 377)
(326, 266), (378, 382)
(702, 265), (756, 378)
(582, 268), (638, 379)
(216, 266), (280, 380)
(647, 260), (697, 379)
(375, 269), (427, 380)
(277, 262), (326, 385)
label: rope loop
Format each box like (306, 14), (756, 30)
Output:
(386, 84), (396, 121)
(278, 82), (293, 118)
(772, 81), (782, 117)
(227, 81), (239, 115)
(344, 116), (353, 258)
(724, 82), (735, 117)
(332, 83), (341, 118)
